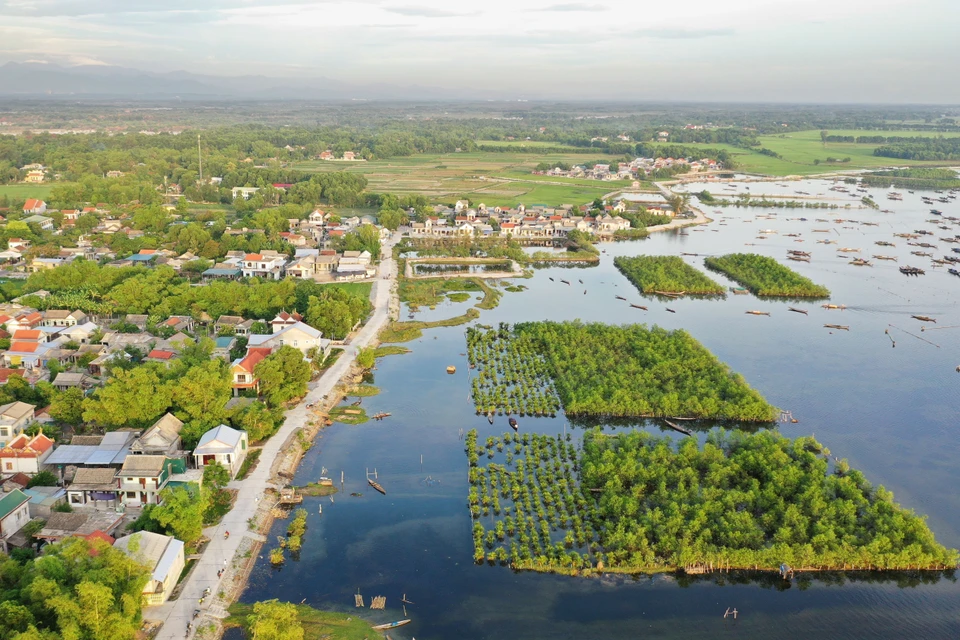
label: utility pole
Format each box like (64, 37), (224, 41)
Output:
(198, 134), (203, 183)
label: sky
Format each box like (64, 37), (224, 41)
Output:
(0, 0), (958, 102)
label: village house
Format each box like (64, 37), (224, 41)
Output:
(117, 455), (174, 506)
(213, 336), (236, 360)
(193, 424), (248, 478)
(7, 238), (30, 251)
(44, 431), (137, 479)
(106, 170), (125, 178)
(42, 309), (88, 327)
(24, 170), (45, 183)
(342, 151), (356, 161)
(162, 315), (194, 333)
(22, 199), (46, 215)
(0, 402), (35, 447)
(35, 511), (124, 545)
(0, 489), (31, 552)
(65, 467), (120, 506)
(51, 371), (94, 392)
(130, 414), (183, 457)
(241, 251), (287, 280)
(23, 215), (54, 230)
(231, 346), (272, 396)
(0, 432), (54, 474)
(113, 531), (185, 606)
(214, 315), (244, 335)
(60, 322), (98, 344)
(249, 321), (330, 358)
(22, 486), (67, 518)
(285, 254), (317, 279)
(270, 310), (301, 333)
(231, 186), (260, 200)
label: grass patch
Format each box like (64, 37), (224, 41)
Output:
(614, 256), (725, 296)
(447, 292), (471, 302)
(381, 308), (481, 343)
(400, 277), (482, 309)
(317, 348), (344, 372)
(0, 183), (56, 201)
(348, 384), (380, 397)
(226, 602), (375, 640)
(329, 406), (369, 425)
(505, 284), (528, 292)
(236, 449), (262, 481)
(293, 483), (340, 497)
(373, 345), (411, 357)
(322, 282), (373, 298)
(705, 253), (830, 298)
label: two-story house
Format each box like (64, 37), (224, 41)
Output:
(42, 310), (88, 327)
(248, 321), (330, 358)
(231, 347), (272, 396)
(0, 489), (31, 552)
(130, 413), (183, 457)
(0, 402), (35, 447)
(241, 252), (287, 280)
(193, 425), (248, 478)
(117, 455), (172, 506)
(113, 531), (185, 606)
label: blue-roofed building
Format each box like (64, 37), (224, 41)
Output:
(203, 264), (242, 280)
(127, 253), (158, 263)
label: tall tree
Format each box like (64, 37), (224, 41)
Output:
(254, 346), (311, 407)
(247, 600), (304, 640)
(82, 366), (172, 429)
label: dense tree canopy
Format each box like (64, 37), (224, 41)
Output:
(614, 256), (725, 295)
(705, 254), (830, 298)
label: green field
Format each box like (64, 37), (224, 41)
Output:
(0, 184), (55, 201)
(293, 150), (627, 206)
(681, 130), (960, 176)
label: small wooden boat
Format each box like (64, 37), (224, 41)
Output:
(899, 266), (925, 275)
(911, 315), (936, 323)
(911, 251), (933, 257)
(560, 279), (570, 285)
(665, 308), (676, 313)
(850, 258), (872, 266)
(372, 620), (411, 631)
(824, 324), (849, 331)
(368, 479), (386, 495)
(838, 247), (860, 253)
(487, 414), (494, 424)
(653, 290), (685, 297)
(875, 241), (895, 247)
(788, 307), (808, 315)
(872, 255), (897, 261)
(630, 304), (648, 310)
(508, 417), (518, 431)
(949, 268), (960, 277)
(579, 279), (583, 284)
(745, 310), (770, 316)
(549, 277), (554, 281)
(730, 287), (749, 295)
(372, 412), (391, 420)
(787, 250), (811, 257)
(664, 420), (693, 437)
(787, 256), (810, 262)
(615, 295), (627, 301)
(822, 304), (846, 310)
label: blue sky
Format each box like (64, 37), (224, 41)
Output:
(0, 0), (957, 102)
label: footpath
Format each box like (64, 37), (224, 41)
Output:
(151, 234), (400, 640)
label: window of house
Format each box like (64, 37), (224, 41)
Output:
(237, 375), (246, 383)
(0, 428), (7, 437)
(126, 477), (134, 482)
(126, 492), (137, 499)
(4, 462), (11, 470)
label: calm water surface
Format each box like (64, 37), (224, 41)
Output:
(238, 180), (960, 639)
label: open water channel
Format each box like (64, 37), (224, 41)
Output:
(234, 177), (960, 639)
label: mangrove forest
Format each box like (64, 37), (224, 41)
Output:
(467, 322), (777, 421)
(614, 255), (725, 296)
(465, 428), (958, 575)
(704, 253), (831, 297)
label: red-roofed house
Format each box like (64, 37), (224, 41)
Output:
(163, 316), (194, 333)
(83, 530), (116, 546)
(146, 350), (176, 363)
(22, 200), (47, 215)
(0, 432), (55, 474)
(270, 311), (302, 333)
(7, 313), (42, 333)
(0, 369), (24, 384)
(11, 330), (43, 344)
(241, 252), (286, 280)
(231, 347), (272, 395)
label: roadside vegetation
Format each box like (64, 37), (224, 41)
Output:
(227, 600), (375, 640)
(705, 254), (830, 298)
(614, 256), (725, 296)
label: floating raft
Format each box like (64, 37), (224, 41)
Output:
(370, 596), (386, 610)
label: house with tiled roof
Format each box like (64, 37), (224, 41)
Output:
(0, 489), (30, 552)
(22, 199), (46, 215)
(42, 309), (88, 327)
(0, 402), (35, 447)
(270, 310), (301, 333)
(130, 414), (183, 457)
(0, 431), (54, 474)
(162, 315), (194, 333)
(241, 251), (286, 280)
(117, 455), (174, 506)
(231, 346), (272, 396)
(65, 467), (120, 506)
(145, 349), (177, 365)
(249, 321), (330, 358)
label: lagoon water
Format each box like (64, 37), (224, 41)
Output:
(236, 179), (960, 639)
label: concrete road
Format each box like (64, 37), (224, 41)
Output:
(153, 234), (400, 639)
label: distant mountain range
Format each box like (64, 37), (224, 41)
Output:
(0, 62), (461, 101)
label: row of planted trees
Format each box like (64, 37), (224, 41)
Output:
(614, 255), (726, 295)
(270, 508), (308, 565)
(704, 253), (831, 298)
(466, 429), (599, 573)
(467, 324), (561, 417)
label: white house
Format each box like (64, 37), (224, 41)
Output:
(231, 186), (260, 200)
(0, 489), (31, 552)
(193, 424), (248, 478)
(117, 455), (172, 506)
(241, 252), (287, 280)
(0, 432), (54, 474)
(0, 402), (36, 447)
(130, 413), (183, 456)
(248, 321), (330, 357)
(113, 531), (185, 606)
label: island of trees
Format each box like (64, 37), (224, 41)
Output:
(467, 322), (777, 422)
(465, 428), (958, 575)
(614, 256), (725, 296)
(704, 254), (830, 298)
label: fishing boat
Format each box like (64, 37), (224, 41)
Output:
(664, 420), (693, 437)
(911, 315), (936, 323)
(730, 287), (749, 295)
(745, 310), (771, 316)
(372, 620), (411, 631)
(653, 290), (685, 297)
(787, 250), (811, 257)
(872, 255), (897, 261)
(875, 241), (895, 247)
(911, 251), (933, 257)
(666, 308), (676, 313)
(822, 304), (847, 310)
(560, 279), (570, 285)
(899, 266), (925, 275)
(615, 295), (627, 301)
(368, 479), (386, 495)
(849, 258), (872, 266)
(630, 304), (648, 310)
(508, 417), (518, 431)
(949, 268), (960, 277)
(487, 414), (494, 424)
(838, 247), (860, 252)
(788, 255), (810, 262)
(824, 324), (850, 331)
(788, 307), (808, 315)
(549, 277), (554, 281)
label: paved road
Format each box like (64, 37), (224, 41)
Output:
(152, 234), (400, 640)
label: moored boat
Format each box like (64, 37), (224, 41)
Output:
(372, 620), (411, 631)
(508, 417), (518, 431)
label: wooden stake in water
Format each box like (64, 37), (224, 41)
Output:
(420, 454), (423, 473)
